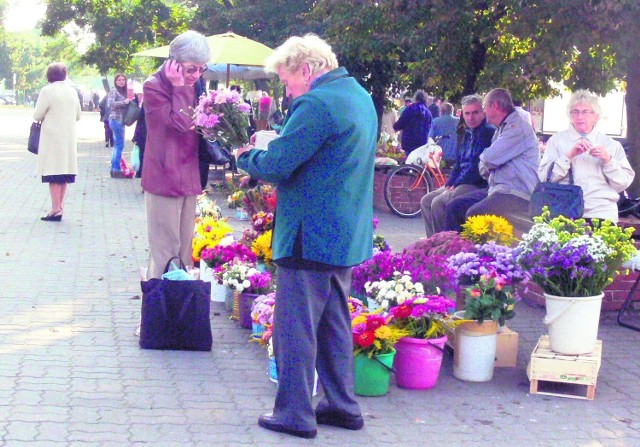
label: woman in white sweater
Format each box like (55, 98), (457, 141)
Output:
(33, 62), (82, 221)
(538, 90), (634, 223)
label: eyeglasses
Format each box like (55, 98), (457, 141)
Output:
(182, 65), (208, 75)
(570, 109), (595, 117)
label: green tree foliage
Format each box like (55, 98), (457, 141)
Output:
(41, 0), (194, 73)
(188, 0), (320, 49)
(494, 0), (640, 193)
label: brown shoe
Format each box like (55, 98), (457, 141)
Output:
(110, 170), (126, 178)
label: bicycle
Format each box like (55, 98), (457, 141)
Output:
(383, 141), (447, 218)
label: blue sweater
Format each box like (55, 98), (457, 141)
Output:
(393, 102), (432, 154)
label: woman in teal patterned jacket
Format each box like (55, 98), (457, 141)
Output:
(236, 34), (377, 439)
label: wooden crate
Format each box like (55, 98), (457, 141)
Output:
(527, 335), (602, 400)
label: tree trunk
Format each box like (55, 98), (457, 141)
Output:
(626, 62), (640, 197)
(462, 38), (486, 96)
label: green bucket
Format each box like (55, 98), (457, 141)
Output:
(354, 350), (395, 396)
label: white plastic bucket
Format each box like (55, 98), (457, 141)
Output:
(199, 260), (226, 302)
(544, 293), (603, 355)
(453, 315), (498, 382)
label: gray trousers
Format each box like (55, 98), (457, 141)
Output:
(144, 192), (197, 279)
(272, 266), (361, 431)
(420, 184), (480, 237)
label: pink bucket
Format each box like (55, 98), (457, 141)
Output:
(393, 335), (447, 389)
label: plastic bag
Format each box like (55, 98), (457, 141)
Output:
(120, 157), (135, 178)
(130, 144), (141, 171)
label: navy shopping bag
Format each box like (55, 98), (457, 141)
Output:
(139, 257), (212, 351)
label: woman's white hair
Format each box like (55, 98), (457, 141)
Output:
(169, 30), (210, 64)
(568, 90), (602, 117)
(264, 34), (338, 75)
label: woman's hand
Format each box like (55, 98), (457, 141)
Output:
(236, 144), (254, 158)
(589, 145), (612, 163)
(249, 133), (257, 145)
(566, 139), (591, 160)
(164, 59), (185, 87)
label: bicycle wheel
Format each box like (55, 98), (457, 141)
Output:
(384, 165), (435, 217)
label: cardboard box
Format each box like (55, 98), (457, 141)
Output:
(495, 326), (518, 368)
(527, 335), (602, 400)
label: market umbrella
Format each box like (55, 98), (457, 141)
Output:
(133, 32), (274, 86)
(203, 64), (275, 82)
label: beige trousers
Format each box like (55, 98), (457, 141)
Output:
(145, 192), (197, 279)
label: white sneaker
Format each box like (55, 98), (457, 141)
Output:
(134, 324), (141, 337)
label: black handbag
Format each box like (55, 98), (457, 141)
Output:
(139, 257), (212, 351)
(123, 101), (141, 126)
(28, 121), (41, 154)
(529, 161), (584, 219)
(203, 139), (232, 166)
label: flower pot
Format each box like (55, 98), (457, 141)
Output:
(453, 317), (498, 382)
(224, 288), (234, 312)
(199, 260), (227, 302)
(231, 291), (239, 320)
(252, 322), (264, 336)
(238, 292), (259, 329)
(366, 299), (381, 312)
(268, 351), (319, 395)
(543, 293), (603, 355)
(393, 335), (447, 389)
(354, 350), (396, 396)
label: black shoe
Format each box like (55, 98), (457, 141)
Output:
(258, 412), (317, 439)
(316, 406), (364, 430)
(41, 209), (63, 222)
(105, 143), (109, 147)
(110, 170), (126, 178)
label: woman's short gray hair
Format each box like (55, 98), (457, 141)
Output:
(567, 90), (601, 117)
(265, 34), (338, 75)
(169, 30), (210, 64)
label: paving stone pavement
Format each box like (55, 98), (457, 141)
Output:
(1, 107), (640, 446)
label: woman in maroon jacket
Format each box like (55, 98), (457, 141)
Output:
(141, 30), (210, 279)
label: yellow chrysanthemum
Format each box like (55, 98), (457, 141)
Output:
(251, 230), (273, 263)
(461, 214), (515, 245)
(191, 217), (233, 261)
(352, 315), (367, 327)
(374, 325), (392, 340)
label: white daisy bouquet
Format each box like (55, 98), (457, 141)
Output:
(221, 262), (273, 294)
(364, 271), (425, 309)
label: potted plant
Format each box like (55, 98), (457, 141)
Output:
(388, 295), (456, 389)
(191, 216), (233, 264)
(516, 208), (636, 354)
(447, 239), (528, 382)
(351, 309), (408, 396)
(352, 250), (407, 306)
(221, 262), (274, 327)
(250, 292), (275, 337)
(201, 242), (256, 304)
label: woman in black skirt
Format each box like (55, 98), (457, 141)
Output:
(33, 62), (82, 221)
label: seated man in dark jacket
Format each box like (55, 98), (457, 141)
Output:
(421, 94), (495, 236)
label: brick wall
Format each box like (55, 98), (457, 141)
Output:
(373, 167), (392, 212)
(520, 271), (640, 311)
